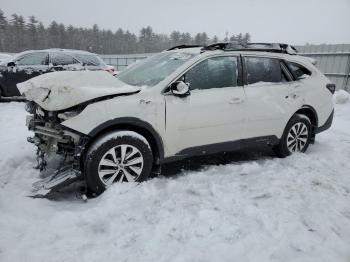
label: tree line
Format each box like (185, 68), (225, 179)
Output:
(0, 9), (251, 54)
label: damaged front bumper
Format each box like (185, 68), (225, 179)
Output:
(26, 109), (89, 197)
(31, 166), (81, 196)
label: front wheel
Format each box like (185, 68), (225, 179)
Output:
(85, 131), (153, 195)
(274, 114), (312, 157)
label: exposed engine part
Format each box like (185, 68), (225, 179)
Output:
(35, 149), (47, 171)
(26, 107), (81, 157)
(26, 103), (89, 196)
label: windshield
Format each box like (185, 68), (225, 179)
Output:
(117, 52), (196, 87)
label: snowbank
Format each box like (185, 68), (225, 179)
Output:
(0, 102), (350, 262)
(333, 89), (349, 104)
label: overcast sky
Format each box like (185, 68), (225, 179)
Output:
(0, 0), (349, 45)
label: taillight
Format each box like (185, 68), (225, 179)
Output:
(104, 68), (114, 74)
(326, 83), (336, 94)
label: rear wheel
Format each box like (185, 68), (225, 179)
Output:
(85, 131), (153, 195)
(274, 114), (312, 157)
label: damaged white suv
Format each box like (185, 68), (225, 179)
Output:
(19, 43), (335, 196)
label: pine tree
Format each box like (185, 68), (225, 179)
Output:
(180, 33), (192, 45)
(194, 33), (202, 45)
(0, 9), (252, 54)
(230, 34), (237, 42)
(242, 33), (251, 44)
(37, 22), (47, 49)
(48, 21), (60, 48)
(27, 16), (38, 50)
(0, 9), (8, 51)
(170, 31), (181, 46)
(9, 14), (26, 52)
(139, 26), (155, 53)
(212, 35), (219, 44)
(66, 25), (75, 49)
(200, 32), (209, 45)
(58, 23), (67, 49)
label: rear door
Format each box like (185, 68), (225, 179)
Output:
(49, 52), (83, 71)
(242, 55), (303, 139)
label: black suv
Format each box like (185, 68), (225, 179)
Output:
(0, 49), (111, 98)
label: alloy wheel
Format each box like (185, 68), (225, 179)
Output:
(286, 122), (309, 153)
(98, 144), (144, 185)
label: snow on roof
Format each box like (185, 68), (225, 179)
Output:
(14, 49), (97, 58)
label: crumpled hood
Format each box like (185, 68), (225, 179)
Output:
(17, 71), (140, 111)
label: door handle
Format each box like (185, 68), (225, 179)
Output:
(229, 97), (244, 104)
(285, 93), (300, 99)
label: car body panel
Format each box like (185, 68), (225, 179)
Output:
(164, 86), (245, 155)
(61, 88), (168, 154)
(22, 47), (334, 161)
(17, 71), (140, 111)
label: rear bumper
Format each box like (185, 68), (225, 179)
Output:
(314, 109), (334, 134)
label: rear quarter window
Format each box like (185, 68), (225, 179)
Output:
(286, 62), (311, 80)
(74, 54), (104, 66)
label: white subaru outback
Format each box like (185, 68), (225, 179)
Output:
(19, 43), (335, 196)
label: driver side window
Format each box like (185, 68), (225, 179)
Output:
(16, 53), (48, 66)
(185, 56), (238, 90)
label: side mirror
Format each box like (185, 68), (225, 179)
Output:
(171, 81), (190, 97)
(7, 61), (16, 67)
(49, 63), (64, 71)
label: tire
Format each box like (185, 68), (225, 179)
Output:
(273, 114), (312, 158)
(84, 131), (153, 195)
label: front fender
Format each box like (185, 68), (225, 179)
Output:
(61, 92), (167, 157)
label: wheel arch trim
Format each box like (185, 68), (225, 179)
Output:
(87, 117), (165, 162)
(294, 105), (319, 127)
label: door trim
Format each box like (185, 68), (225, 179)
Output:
(162, 135), (279, 163)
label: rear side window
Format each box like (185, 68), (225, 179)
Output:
(286, 62), (311, 80)
(16, 53), (48, 66)
(50, 53), (78, 66)
(185, 56), (238, 90)
(245, 57), (287, 85)
(74, 54), (104, 66)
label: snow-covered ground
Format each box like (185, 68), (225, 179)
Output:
(0, 95), (350, 262)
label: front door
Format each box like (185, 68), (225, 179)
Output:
(165, 56), (246, 156)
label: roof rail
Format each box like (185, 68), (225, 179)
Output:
(201, 42), (246, 51)
(200, 42), (298, 55)
(167, 42), (298, 55)
(167, 45), (203, 51)
(237, 43), (298, 55)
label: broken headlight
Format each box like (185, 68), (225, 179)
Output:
(57, 111), (80, 121)
(24, 101), (37, 114)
